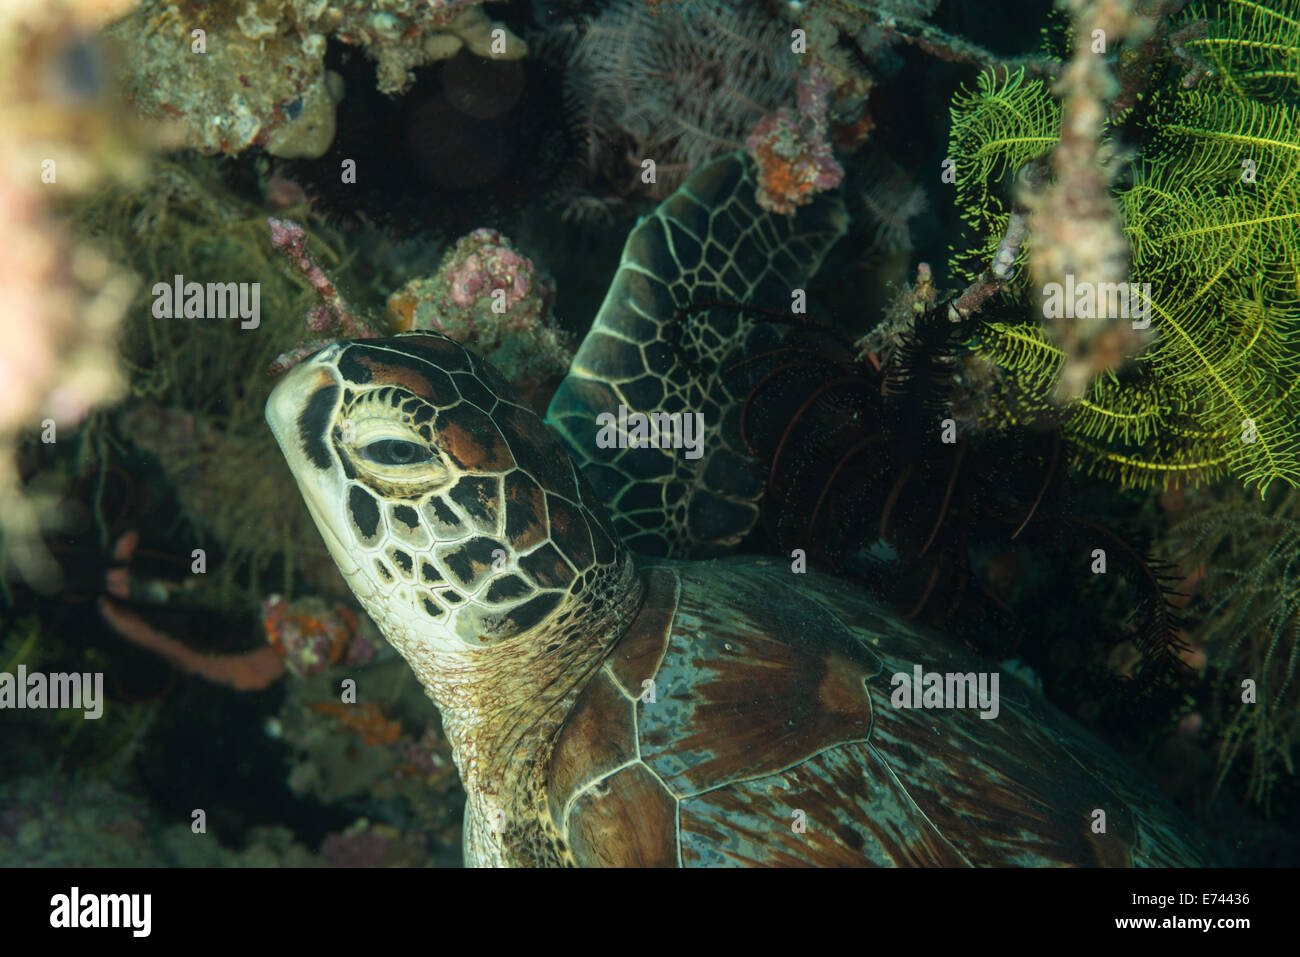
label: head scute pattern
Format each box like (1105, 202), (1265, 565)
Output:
(270, 333), (628, 650)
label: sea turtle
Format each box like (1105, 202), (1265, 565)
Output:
(266, 154), (1214, 866)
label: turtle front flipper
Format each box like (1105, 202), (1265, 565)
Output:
(546, 152), (848, 558)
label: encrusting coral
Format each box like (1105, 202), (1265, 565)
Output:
(386, 228), (572, 401)
(106, 0), (344, 159)
(328, 0), (527, 95)
(106, 0), (527, 159)
(267, 217), (571, 402)
(745, 63), (845, 215)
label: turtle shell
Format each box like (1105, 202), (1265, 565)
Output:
(547, 559), (1213, 866)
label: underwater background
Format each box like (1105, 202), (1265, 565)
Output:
(1, 0), (1298, 867)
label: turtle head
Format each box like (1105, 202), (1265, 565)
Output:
(266, 333), (635, 663)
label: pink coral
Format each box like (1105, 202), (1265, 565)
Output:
(267, 217), (378, 373)
(269, 217), (362, 334)
(449, 231), (535, 314)
(745, 62), (845, 214)
(384, 230), (570, 399)
(428, 228), (554, 332)
(261, 594), (364, 680)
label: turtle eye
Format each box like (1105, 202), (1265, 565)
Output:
(359, 439), (432, 466)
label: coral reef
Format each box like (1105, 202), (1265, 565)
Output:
(745, 63), (845, 214)
(0, 771), (321, 866)
(267, 220), (570, 399)
(547, 0), (965, 217)
(272, 654), (464, 862)
(386, 228), (571, 398)
(328, 0), (526, 96)
(106, 0), (527, 158)
(266, 218), (570, 401)
(320, 818), (426, 867)
(264, 594), (371, 678)
(105, 0), (344, 159)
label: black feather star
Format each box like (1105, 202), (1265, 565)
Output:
(669, 294), (1190, 682)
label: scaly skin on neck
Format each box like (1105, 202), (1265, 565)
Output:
(389, 557), (644, 866)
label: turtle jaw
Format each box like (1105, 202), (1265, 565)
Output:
(265, 351), (363, 585)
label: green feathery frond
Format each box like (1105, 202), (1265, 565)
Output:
(976, 320), (1238, 487)
(1065, 381), (1236, 489)
(948, 68), (1060, 282)
(947, 0), (1300, 495)
(1123, 87), (1300, 493)
(1147, 88), (1300, 182)
(975, 320), (1063, 399)
(1185, 0), (1300, 98)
